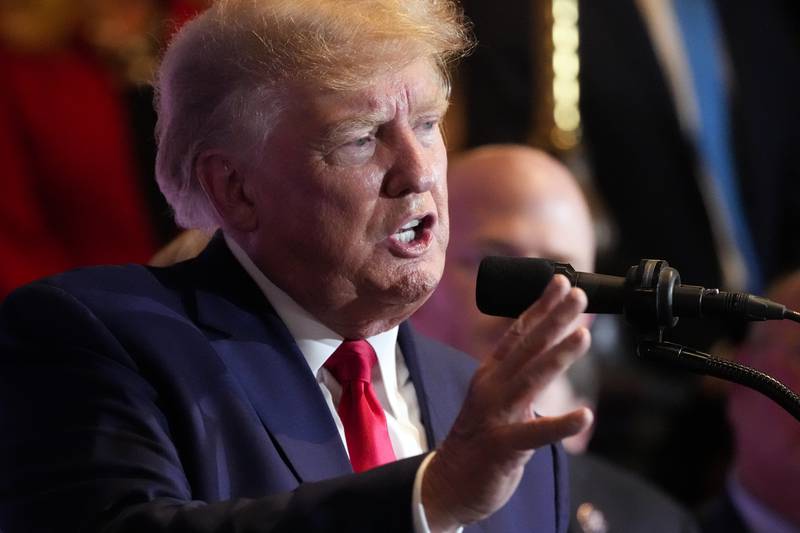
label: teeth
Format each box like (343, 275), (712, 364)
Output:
(396, 229), (415, 243)
(400, 219), (421, 230)
(393, 217), (423, 244)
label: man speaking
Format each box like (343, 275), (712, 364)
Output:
(0, 1), (592, 531)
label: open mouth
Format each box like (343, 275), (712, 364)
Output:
(392, 214), (433, 244)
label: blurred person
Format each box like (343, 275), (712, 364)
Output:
(0, 0), (166, 299)
(454, 0), (800, 345)
(0, 2), (595, 532)
(436, 0), (799, 510)
(413, 144), (595, 359)
(575, 0), (798, 505)
(700, 272), (800, 533)
(413, 144), (699, 533)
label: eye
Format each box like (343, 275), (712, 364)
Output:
(415, 117), (442, 145)
(351, 135), (375, 148)
(327, 133), (377, 166)
(418, 118), (440, 131)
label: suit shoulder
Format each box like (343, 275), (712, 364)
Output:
(0, 262), (194, 345)
(47, 262), (183, 296)
(3, 261), (193, 308)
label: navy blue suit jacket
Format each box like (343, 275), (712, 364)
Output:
(0, 236), (569, 532)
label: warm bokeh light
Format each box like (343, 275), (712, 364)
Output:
(551, 0), (581, 150)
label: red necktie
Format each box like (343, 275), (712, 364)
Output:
(324, 339), (396, 472)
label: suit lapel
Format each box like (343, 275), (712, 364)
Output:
(186, 234), (352, 482)
(400, 327), (494, 532)
(397, 324), (437, 448)
(398, 324), (469, 447)
(181, 237), (478, 486)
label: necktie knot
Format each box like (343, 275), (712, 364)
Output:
(324, 339), (377, 384)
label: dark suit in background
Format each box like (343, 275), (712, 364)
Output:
(577, 0), (800, 507)
(459, 0), (800, 312)
(579, 0), (800, 327)
(458, 0), (800, 511)
(568, 454), (700, 533)
(0, 236), (569, 532)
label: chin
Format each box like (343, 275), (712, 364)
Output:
(392, 268), (441, 305)
(368, 263), (442, 311)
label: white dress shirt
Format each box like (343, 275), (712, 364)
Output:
(224, 235), (443, 532)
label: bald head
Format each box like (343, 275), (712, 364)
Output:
(447, 145), (595, 273)
(414, 144), (595, 359)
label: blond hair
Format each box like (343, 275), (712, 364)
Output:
(154, 0), (473, 229)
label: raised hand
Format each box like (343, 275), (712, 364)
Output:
(422, 274), (593, 531)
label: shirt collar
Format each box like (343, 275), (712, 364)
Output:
(728, 474), (800, 533)
(223, 234), (400, 388)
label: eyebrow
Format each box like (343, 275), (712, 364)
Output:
(322, 93), (450, 145)
(413, 93), (451, 119)
(323, 110), (392, 144)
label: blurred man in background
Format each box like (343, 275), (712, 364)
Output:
(413, 144), (594, 358)
(414, 144), (699, 533)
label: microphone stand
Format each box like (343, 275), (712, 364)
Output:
(624, 259), (800, 423)
(636, 339), (800, 422)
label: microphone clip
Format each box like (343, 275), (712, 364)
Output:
(623, 259), (681, 340)
(553, 258), (681, 341)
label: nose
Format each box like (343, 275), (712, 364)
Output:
(382, 127), (437, 198)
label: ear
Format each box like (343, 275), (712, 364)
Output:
(196, 150), (258, 232)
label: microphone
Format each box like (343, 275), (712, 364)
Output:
(476, 256), (790, 327)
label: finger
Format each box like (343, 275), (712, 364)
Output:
(496, 287), (587, 379)
(490, 274), (572, 362)
(502, 407), (594, 451)
(506, 326), (591, 408)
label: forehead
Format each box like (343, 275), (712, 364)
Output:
(287, 59), (448, 127)
(450, 170), (594, 271)
(473, 204), (592, 266)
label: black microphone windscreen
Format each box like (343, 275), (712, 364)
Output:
(476, 257), (555, 318)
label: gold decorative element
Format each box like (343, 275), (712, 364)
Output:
(576, 502), (609, 533)
(550, 0), (581, 151)
(527, 0), (581, 153)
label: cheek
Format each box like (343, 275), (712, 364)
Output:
(437, 189), (449, 230)
(312, 165), (384, 224)
(433, 154), (448, 200)
(432, 173), (449, 241)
